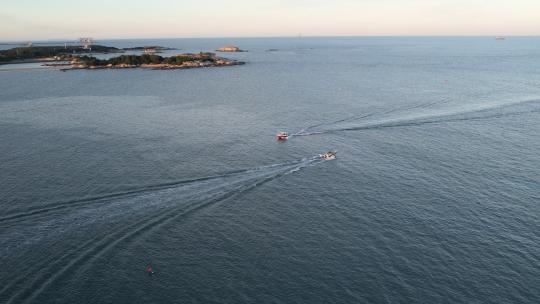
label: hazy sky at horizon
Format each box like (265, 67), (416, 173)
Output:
(1, 0), (539, 40)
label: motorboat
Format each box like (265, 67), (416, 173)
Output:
(276, 132), (289, 141)
(320, 151), (337, 160)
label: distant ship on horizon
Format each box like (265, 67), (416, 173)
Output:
(495, 36), (506, 40)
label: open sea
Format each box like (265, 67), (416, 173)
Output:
(1, 37), (539, 303)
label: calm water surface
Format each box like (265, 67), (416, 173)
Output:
(1, 37), (539, 303)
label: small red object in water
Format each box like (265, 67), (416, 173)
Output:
(146, 265), (154, 275)
(276, 132), (289, 141)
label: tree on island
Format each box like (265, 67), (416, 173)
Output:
(0, 45), (120, 62)
(75, 52), (220, 67)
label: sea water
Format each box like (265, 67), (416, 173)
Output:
(1, 37), (539, 303)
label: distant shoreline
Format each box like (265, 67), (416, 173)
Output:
(0, 58), (59, 65)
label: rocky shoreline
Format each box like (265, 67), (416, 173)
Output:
(66, 60), (245, 71)
(64, 52), (244, 71)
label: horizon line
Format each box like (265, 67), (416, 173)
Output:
(1, 34), (539, 44)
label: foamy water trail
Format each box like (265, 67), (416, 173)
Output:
(0, 154), (327, 304)
(290, 99), (449, 137)
(1, 156), (323, 251)
(292, 98), (540, 137)
(0, 157), (322, 223)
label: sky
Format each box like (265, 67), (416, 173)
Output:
(1, 0), (539, 41)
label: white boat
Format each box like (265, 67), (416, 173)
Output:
(320, 151), (337, 160)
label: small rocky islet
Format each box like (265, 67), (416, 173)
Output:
(216, 45), (247, 52)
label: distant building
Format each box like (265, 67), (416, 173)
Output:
(79, 37), (94, 50)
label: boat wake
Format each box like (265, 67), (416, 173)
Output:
(291, 98), (540, 137)
(0, 155), (326, 304)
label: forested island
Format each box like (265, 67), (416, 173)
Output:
(122, 46), (177, 52)
(70, 52), (244, 70)
(0, 45), (245, 71)
(0, 45), (120, 63)
(0, 45), (178, 64)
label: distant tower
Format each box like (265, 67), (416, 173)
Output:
(79, 37), (94, 50)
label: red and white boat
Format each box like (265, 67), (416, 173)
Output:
(276, 132), (289, 141)
(320, 151), (337, 160)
